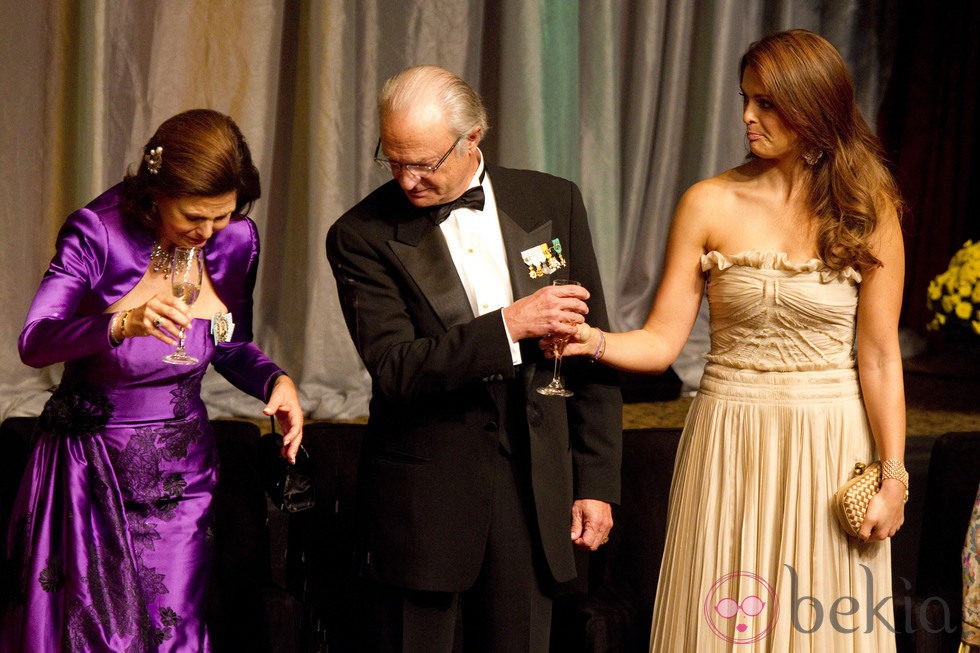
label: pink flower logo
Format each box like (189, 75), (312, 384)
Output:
(703, 571), (778, 644)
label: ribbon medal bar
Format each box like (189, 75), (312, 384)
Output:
(521, 238), (567, 279)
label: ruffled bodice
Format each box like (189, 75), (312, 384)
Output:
(700, 250), (861, 372)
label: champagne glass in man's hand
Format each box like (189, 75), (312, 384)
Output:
(162, 246), (203, 365)
(536, 279), (581, 397)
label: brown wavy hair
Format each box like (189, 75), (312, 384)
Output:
(121, 109), (261, 230)
(740, 29), (902, 271)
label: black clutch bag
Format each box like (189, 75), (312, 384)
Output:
(259, 420), (316, 513)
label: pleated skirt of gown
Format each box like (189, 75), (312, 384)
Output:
(649, 363), (896, 652)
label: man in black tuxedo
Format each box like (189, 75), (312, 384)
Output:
(326, 65), (622, 651)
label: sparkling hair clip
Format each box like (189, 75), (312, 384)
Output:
(144, 146), (163, 174)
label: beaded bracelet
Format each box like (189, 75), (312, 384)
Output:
(591, 328), (606, 362)
(880, 458), (909, 503)
(111, 309), (130, 346)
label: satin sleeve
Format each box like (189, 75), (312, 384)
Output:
(208, 217), (284, 402)
(212, 342), (284, 402)
(19, 208), (116, 368)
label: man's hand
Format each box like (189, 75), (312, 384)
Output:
(570, 499), (613, 551)
(502, 283), (590, 341)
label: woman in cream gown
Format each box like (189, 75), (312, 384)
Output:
(561, 30), (906, 651)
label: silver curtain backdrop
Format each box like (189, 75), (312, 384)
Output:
(0, 0), (894, 421)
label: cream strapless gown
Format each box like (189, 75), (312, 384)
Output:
(649, 251), (896, 652)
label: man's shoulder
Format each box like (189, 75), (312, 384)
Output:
(331, 181), (421, 247)
(487, 163), (574, 190)
(329, 180), (419, 252)
(337, 180), (413, 224)
(486, 164), (580, 213)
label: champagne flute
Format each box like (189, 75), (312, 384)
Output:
(536, 279), (581, 397)
(162, 246), (203, 365)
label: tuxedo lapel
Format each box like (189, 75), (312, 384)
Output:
(498, 209), (552, 301)
(388, 218), (474, 331)
(386, 176), (555, 335)
(497, 208), (554, 390)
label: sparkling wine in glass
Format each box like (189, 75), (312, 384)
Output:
(536, 279), (581, 397)
(163, 246), (203, 365)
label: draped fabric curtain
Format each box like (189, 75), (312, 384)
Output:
(0, 0), (908, 420)
(879, 0), (980, 333)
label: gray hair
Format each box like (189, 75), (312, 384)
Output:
(378, 65), (489, 150)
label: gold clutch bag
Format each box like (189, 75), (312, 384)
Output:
(833, 462), (881, 537)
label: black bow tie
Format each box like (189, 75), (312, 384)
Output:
(430, 184), (485, 224)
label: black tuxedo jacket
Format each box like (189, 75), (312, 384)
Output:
(326, 164), (622, 592)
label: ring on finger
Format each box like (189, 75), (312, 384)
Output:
(153, 318), (162, 328)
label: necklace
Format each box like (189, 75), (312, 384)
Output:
(150, 240), (173, 276)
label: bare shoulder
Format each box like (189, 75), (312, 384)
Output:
(673, 168), (745, 228)
(869, 195), (904, 259)
(680, 173), (732, 204)
(875, 195), (902, 232)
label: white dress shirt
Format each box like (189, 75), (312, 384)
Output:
(439, 155), (522, 365)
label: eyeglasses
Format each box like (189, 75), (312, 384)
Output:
(373, 134), (464, 177)
(714, 596), (766, 618)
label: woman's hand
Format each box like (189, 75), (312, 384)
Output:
(858, 478), (906, 541)
(540, 323), (599, 359)
(121, 293), (192, 346)
(264, 374), (304, 463)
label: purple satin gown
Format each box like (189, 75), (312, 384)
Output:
(1, 185), (282, 652)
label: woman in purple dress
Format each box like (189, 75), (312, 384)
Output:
(0, 109), (303, 651)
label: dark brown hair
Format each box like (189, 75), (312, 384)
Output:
(122, 109), (261, 229)
(740, 29), (902, 271)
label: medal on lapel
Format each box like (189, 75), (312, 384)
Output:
(521, 244), (547, 278)
(521, 238), (568, 279)
(551, 238), (566, 267)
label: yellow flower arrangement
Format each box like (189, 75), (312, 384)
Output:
(926, 240), (980, 336)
